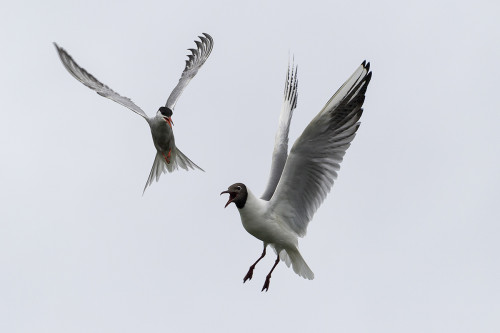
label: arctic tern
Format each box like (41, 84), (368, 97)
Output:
(54, 33), (213, 193)
(221, 60), (372, 291)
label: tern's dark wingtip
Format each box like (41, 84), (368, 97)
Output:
(202, 32), (213, 41)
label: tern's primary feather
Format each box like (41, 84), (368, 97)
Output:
(53, 43), (149, 120)
(165, 33), (214, 110)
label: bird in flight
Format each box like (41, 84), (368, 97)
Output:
(221, 60), (372, 291)
(54, 33), (213, 193)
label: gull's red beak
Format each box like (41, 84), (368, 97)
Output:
(220, 190), (236, 208)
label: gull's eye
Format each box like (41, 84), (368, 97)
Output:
(236, 186), (242, 190)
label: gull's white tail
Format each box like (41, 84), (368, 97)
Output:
(281, 248), (314, 280)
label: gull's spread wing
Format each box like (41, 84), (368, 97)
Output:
(261, 60), (298, 201)
(270, 61), (372, 237)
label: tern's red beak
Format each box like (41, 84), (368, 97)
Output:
(164, 116), (174, 128)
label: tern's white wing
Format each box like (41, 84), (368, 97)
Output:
(165, 33), (214, 110)
(261, 61), (298, 201)
(54, 43), (148, 119)
(269, 62), (372, 237)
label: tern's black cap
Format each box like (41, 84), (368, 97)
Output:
(159, 106), (173, 117)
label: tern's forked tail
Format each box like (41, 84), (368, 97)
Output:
(143, 148), (204, 194)
(174, 148), (204, 173)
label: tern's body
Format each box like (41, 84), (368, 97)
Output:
(222, 60), (372, 291)
(148, 112), (176, 163)
(54, 33), (214, 192)
(150, 115), (175, 153)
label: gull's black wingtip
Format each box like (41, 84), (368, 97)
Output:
(361, 60), (370, 72)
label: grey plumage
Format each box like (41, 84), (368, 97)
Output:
(269, 61), (371, 237)
(54, 34), (213, 193)
(54, 42), (148, 119)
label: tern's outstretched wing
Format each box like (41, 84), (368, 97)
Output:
(261, 61), (298, 201)
(54, 43), (148, 119)
(270, 61), (372, 237)
(165, 33), (214, 110)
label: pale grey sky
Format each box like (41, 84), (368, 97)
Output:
(1, 0), (499, 332)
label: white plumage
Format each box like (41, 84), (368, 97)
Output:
(222, 60), (372, 291)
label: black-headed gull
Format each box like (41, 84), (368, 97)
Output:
(221, 60), (372, 291)
(54, 33), (213, 193)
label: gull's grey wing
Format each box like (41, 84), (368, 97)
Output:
(269, 61), (372, 237)
(165, 33), (214, 110)
(261, 61), (298, 201)
(54, 43), (148, 119)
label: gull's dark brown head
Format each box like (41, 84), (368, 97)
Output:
(220, 183), (248, 209)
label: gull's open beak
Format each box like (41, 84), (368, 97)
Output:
(220, 190), (235, 208)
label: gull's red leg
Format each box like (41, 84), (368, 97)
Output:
(261, 254), (280, 292)
(243, 245), (266, 283)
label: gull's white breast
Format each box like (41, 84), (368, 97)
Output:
(238, 190), (297, 247)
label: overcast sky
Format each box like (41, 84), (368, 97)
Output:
(1, 0), (499, 332)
